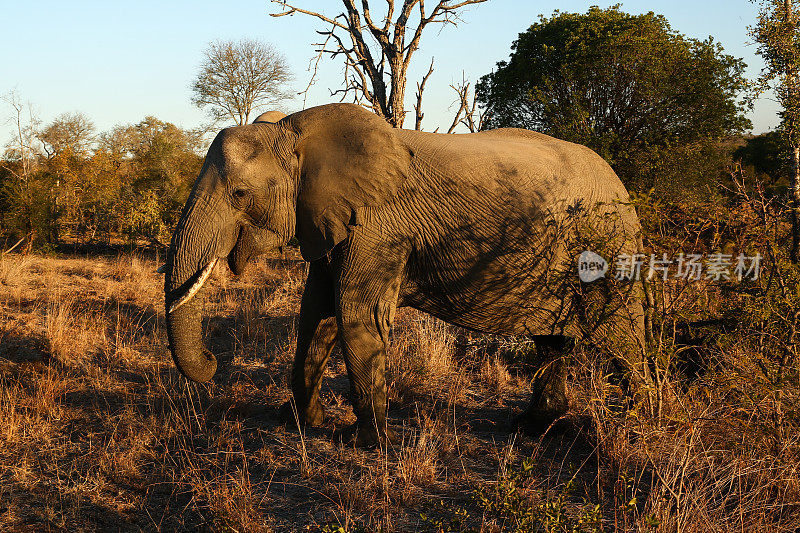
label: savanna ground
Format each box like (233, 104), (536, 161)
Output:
(0, 244), (799, 531)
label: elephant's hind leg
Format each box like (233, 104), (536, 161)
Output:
(520, 335), (572, 432)
(285, 261), (338, 427)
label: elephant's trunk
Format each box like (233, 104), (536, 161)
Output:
(164, 185), (229, 383)
(166, 291), (217, 382)
(165, 241), (220, 383)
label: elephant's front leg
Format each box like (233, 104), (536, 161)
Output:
(334, 228), (406, 449)
(337, 299), (397, 448)
(285, 262), (338, 426)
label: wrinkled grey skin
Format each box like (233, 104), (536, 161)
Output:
(164, 103), (645, 448)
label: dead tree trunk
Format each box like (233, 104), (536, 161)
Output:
(271, 0), (487, 129)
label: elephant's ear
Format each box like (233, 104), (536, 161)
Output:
(289, 104), (411, 261)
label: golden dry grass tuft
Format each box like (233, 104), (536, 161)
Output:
(0, 250), (798, 531)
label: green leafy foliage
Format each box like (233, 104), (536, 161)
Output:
(0, 114), (204, 248)
(0, 161), (59, 245)
(475, 468), (602, 533)
(751, 0), (800, 146)
(750, 1), (800, 262)
(476, 5), (751, 196)
(716, 178), (800, 401)
(421, 458), (602, 532)
(734, 131), (789, 193)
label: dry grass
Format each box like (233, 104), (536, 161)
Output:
(0, 250), (798, 531)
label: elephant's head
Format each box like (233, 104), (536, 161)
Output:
(163, 103), (411, 382)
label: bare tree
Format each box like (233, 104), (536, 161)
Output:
(446, 75), (484, 133)
(2, 91), (39, 184)
(271, 0), (487, 129)
(191, 39), (293, 126)
(2, 91), (41, 248)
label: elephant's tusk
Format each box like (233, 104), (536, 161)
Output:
(167, 259), (217, 314)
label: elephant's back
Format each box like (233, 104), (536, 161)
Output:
(397, 128), (629, 209)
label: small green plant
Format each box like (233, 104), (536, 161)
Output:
(320, 523), (368, 533)
(420, 500), (470, 532)
(475, 459), (602, 533)
(423, 458), (602, 532)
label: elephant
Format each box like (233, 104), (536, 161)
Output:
(163, 103), (646, 448)
(252, 111), (287, 124)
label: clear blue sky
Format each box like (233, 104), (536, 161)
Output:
(0, 0), (780, 144)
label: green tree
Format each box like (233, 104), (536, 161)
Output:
(100, 117), (204, 244)
(734, 131), (789, 191)
(476, 6), (751, 195)
(36, 112), (96, 242)
(1, 95), (205, 248)
(751, 0), (800, 262)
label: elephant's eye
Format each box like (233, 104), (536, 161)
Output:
(232, 188), (248, 200)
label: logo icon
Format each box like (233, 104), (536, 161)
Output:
(578, 250), (608, 282)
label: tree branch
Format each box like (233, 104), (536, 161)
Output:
(447, 74), (483, 133)
(270, 1), (349, 30)
(414, 58), (435, 130)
